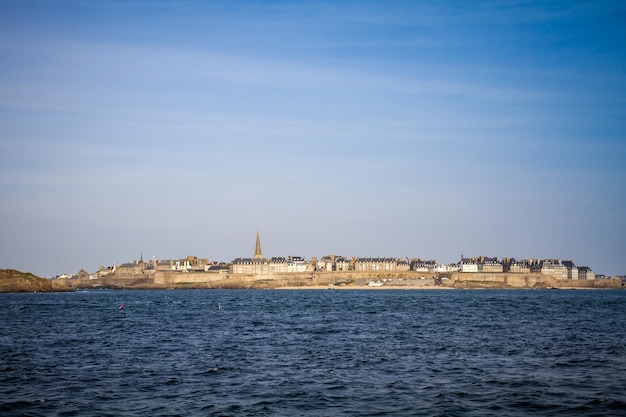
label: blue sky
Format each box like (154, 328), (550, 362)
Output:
(1, 0), (625, 277)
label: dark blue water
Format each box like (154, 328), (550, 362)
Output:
(1, 289), (625, 416)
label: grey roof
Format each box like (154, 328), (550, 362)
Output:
(232, 257), (267, 264)
(356, 257), (396, 262)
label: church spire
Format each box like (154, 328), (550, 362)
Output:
(253, 230), (263, 259)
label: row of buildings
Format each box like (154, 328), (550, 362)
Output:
(315, 255), (594, 280)
(457, 256), (595, 280)
(101, 254), (595, 280)
(93, 233), (595, 281)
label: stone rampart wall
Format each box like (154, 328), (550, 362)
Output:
(55, 270), (622, 289)
(154, 272), (226, 285)
(448, 273), (622, 289)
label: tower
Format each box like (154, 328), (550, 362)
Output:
(253, 230), (263, 260)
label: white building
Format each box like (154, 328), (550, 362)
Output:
(460, 263), (478, 273)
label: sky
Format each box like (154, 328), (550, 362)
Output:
(1, 0), (625, 277)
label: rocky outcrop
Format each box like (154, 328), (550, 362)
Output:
(0, 269), (71, 293)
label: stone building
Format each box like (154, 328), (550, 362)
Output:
(531, 259), (569, 280)
(459, 256), (479, 272)
(502, 258), (531, 273)
(231, 231), (269, 274)
(479, 257), (503, 273)
(231, 257), (269, 274)
(563, 260), (579, 279)
(288, 256), (308, 272)
(355, 257), (404, 272)
(577, 266), (595, 280)
(459, 255), (503, 273)
(318, 255), (351, 271)
(319, 255), (337, 271)
(116, 254), (146, 278)
(269, 257), (288, 273)
(336, 257), (351, 271)
(411, 259), (437, 272)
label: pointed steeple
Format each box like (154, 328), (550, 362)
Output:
(139, 252), (145, 273)
(254, 230), (263, 259)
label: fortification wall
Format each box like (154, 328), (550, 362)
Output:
(55, 270), (622, 289)
(154, 272), (226, 285)
(448, 273), (622, 289)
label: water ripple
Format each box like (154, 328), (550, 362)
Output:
(1, 289), (625, 416)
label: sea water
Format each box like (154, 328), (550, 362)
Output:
(1, 289), (625, 416)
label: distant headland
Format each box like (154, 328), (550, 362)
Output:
(0, 269), (72, 293)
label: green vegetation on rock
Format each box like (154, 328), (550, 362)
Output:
(0, 269), (71, 293)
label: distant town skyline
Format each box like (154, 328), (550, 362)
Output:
(53, 230), (606, 279)
(1, 1), (625, 277)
